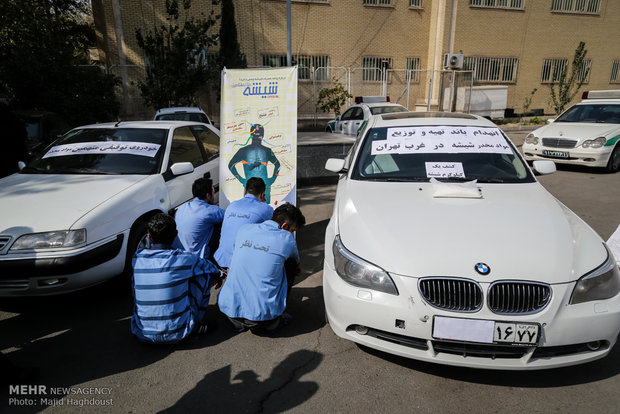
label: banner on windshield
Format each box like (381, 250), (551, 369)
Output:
(219, 67), (298, 208)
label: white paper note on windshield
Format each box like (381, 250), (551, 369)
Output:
(43, 142), (161, 158)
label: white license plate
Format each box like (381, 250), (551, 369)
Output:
(542, 150), (569, 158)
(433, 316), (539, 345)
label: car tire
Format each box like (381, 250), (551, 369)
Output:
(605, 144), (620, 173)
(123, 219), (150, 277)
(325, 126), (333, 133)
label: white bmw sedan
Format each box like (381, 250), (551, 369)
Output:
(323, 112), (620, 370)
(0, 121), (220, 296)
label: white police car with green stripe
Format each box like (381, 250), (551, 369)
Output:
(522, 90), (620, 172)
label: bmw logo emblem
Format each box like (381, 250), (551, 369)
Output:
(475, 263), (490, 275)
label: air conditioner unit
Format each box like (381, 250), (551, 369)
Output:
(443, 53), (464, 69)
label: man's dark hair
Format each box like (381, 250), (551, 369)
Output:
(272, 203), (306, 229)
(245, 177), (266, 196)
(192, 177), (213, 199)
(147, 213), (177, 245)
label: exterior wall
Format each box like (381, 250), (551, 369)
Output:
(92, 0), (620, 120)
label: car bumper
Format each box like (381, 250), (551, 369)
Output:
(0, 234), (125, 296)
(522, 144), (612, 168)
(323, 259), (620, 370)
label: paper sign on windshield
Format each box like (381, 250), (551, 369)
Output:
(42, 142), (161, 158)
(370, 126), (512, 155)
(425, 162), (465, 178)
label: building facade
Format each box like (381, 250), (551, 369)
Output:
(92, 0), (620, 120)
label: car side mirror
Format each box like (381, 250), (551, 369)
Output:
(325, 158), (346, 173)
(170, 162), (194, 176)
(547, 118), (555, 124)
(335, 116), (341, 122)
(17, 161), (26, 170)
(532, 160), (556, 175)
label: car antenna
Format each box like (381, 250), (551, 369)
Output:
(115, 119), (123, 127)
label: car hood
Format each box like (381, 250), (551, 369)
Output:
(336, 180), (605, 284)
(0, 173), (148, 236)
(536, 122), (620, 140)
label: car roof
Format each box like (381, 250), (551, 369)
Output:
(368, 111), (496, 128)
(73, 120), (209, 130)
(155, 107), (206, 114)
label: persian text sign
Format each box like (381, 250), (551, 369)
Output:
(43, 142), (161, 158)
(220, 67), (298, 208)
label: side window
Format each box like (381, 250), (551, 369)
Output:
(351, 107), (364, 120)
(169, 126), (205, 168)
(192, 125), (219, 161)
(341, 108), (355, 121)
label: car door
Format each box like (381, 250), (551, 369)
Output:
(191, 124), (220, 202)
(164, 125), (210, 211)
(342, 107), (364, 136)
(337, 107), (355, 134)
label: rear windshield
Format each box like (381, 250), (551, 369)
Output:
(156, 112), (210, 124)
(21, 128), (167, 175)
(351, 126), (534, 183)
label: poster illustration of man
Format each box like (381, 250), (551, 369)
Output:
(228, 124), (280, 204)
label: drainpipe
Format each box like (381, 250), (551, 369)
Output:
(448, 0), (457, 54)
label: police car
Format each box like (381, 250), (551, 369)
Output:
(325, 96), (408, 136)
(323, 111), (620, 369)
(0, 120), (220, 296)
(522, 90), (620, 172)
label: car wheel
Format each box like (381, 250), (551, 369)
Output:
(123, 219), (151, 277)
(605, 145), (620, 173)
(325, 126), (333, 133)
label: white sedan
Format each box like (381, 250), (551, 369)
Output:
(326, 97), (408, 136)
(0, 121), (220, 296)
(522, 90), (620, 172)
(323, 111), (620, 370)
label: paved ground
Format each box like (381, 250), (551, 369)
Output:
(1, 130), (619, 413)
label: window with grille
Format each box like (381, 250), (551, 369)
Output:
(409, 0), (423, 8)
(262, 54), (329, 81)
(363, 0), (392, 5)
(611, 60), (620, 84)
(541, 58), (568, 83)
(464, 56), (518, 83)
(406, 57), (421, 83)
(362, 56), (392, 82)
(469, 0), (524, 10)
(578, 59), (592, 83)
(551, 0), (600, 14)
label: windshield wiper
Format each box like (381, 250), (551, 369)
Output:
(19, 166), (48, 174)
(53, 168), (116, 175)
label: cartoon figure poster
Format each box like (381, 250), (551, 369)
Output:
(220, 67), (297, 208)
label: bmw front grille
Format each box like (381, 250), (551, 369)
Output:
(418, 278), (483, 312)
(418, 278), (552, 314)
(488, 281), (551, 315)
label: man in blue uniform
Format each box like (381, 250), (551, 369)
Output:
(218, 203), (305, 333)
(214, 177), (273, 269)
(175, 177), (225, 261)
(131, 213), (222, 344)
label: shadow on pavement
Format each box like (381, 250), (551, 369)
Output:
(160, 349), (323, 413)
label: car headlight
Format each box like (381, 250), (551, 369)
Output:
(525, 133), (539, 145)
(582, 137), (606, 148)
(570, 245), (620, 304)
(10, 229), (87, 251)
(332, 235), (398, 295)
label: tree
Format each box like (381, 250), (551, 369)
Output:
(316, 78), (352, 116)
(219, 0), (246, 69)
(135, 0), (220, 109)
(549, 41), (589, 114)
(0, 0), (120, 126)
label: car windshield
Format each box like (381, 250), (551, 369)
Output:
(555, 104), (620, 123)
(21, 128), (167, 175)
(351, 125), (534, 183)
(369, 106), (408, 115)
(156, 112), (209, 123)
